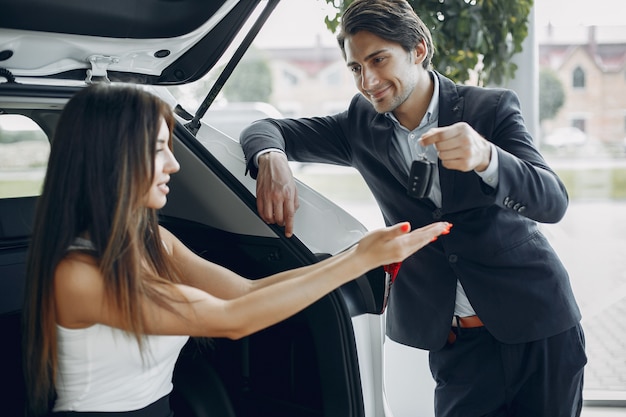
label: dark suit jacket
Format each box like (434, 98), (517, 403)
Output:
(241, 72), (581, 351)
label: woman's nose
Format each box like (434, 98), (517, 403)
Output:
(166, 150), (180, 174)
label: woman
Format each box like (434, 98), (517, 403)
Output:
(22, 83), (450, 417)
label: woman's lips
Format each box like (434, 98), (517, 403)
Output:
(158, 182), (169, 194)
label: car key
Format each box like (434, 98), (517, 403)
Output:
(407, 156), (435, 199)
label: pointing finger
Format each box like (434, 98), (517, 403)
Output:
(419, 127), (445, 147)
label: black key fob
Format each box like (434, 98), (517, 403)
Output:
(407, 158), (435, 199)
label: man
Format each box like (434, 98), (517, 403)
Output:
(240, 0), (586, 415)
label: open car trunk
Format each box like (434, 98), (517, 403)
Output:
(0, 82), (391, 416)
(0, 1), (393, 415)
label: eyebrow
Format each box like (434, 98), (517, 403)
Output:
(346, 48), (388, 67)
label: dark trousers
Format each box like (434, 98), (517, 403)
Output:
(429, 323), (586, 417)
(50, 394), (173, 417)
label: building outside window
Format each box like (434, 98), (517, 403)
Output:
(573, 66), (586, 88)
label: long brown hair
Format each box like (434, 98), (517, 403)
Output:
(337, 0), (435, 70)
(22, 83), (181, 416)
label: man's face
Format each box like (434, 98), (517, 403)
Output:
(344, 31), (425, 114)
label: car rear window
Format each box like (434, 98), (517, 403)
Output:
(0, 114), (49, 198)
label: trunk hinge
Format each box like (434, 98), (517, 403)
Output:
(85, 55), (119, 83)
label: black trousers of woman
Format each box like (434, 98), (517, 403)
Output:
(50, 394), (173, 417)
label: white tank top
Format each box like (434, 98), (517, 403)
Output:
(53, 323), (188, 412)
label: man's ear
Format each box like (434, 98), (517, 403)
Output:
(413, 39), (428, 66)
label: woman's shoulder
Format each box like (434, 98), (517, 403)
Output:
(54, 251), (105, 328)
(55, 252), (103, 295)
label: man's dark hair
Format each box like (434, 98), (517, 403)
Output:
(337, 0), (434, 70)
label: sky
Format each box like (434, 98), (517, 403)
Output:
(534, 0), (626, 27)
(254, 0), (626, 49)
(254, 0), (338, 48)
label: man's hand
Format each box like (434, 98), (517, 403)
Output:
(420, 122), (491, 172)
(256, 151), (299, 237)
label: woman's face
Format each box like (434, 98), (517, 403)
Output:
(144, 118), (180, 209)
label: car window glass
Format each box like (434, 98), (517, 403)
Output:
(0, 114), (49, 198)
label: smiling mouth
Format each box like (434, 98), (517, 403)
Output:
(157, 182), (170, 194)
(368, 85), (390, 101)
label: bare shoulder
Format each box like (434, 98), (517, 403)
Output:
(54, 252), (105, 328)
(55, 252), (102, 293)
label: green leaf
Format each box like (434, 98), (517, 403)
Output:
(325, 0), (533, 85)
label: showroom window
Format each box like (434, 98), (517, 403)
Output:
(0, 115), (49, 199)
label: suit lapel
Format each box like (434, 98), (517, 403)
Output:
(437, 74), (464, 126)
(435, 73), (465, 211)
(367, 112), (409, 186)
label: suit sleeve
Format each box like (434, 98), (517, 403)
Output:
(240, 101), (358, 179)
(486, 90), (569, 224)
(240, 120), (287, 179)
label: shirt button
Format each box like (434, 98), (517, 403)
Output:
(432, 209), (442, 220)
(448, 254), (458, 263)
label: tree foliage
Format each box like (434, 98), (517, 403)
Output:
(166, 47), (272, 112)
(538, 68), (565, 122)
(323, 0), (533, 85)
(222, 49), (273, 102)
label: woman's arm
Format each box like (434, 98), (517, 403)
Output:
(160, 225), (371, 299)
(159, 226), (255, 299)
(55, 222), (450, 339)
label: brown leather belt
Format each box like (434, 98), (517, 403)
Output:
(447, 315), (484, 344)
(452, 315), (484, 328)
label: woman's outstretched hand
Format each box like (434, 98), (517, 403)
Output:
(356, 222), (452, 269)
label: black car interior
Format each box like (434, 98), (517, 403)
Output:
(0, 88), (388, 416)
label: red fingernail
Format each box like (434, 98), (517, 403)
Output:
(441, 223), (453, 234)
(431, 236), (438, 242)
(401, 223), (410, 232)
